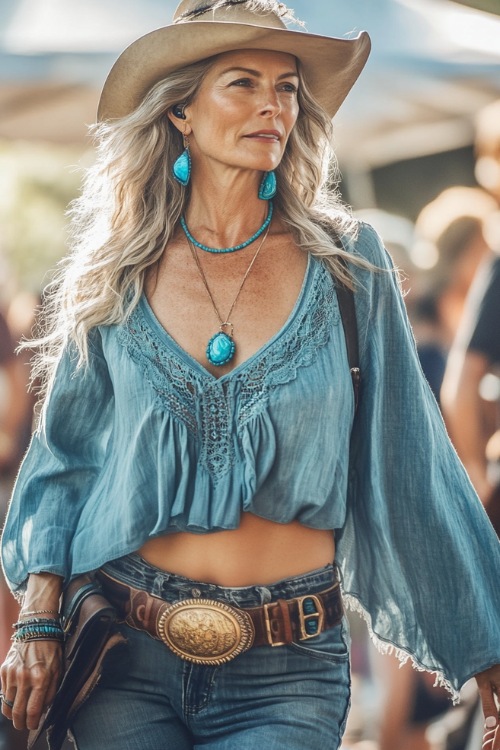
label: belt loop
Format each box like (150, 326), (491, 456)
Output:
(277, 600), (294, 644)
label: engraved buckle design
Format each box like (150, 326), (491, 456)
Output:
(157, 598), (255, 666)
(297, 595), (325, 640)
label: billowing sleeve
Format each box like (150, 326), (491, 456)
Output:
(1, 329), (114, 596)
(335, 222), (500, 702)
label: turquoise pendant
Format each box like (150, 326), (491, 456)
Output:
(206, 332), (235, 366)
(172, 147), (191, 186)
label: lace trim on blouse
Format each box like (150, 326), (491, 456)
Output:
(117, 260), (340, 481)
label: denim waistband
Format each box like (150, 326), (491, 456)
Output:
(101, 553), (338, 608)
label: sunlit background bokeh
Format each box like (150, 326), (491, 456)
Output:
(1, 0), (500, 293)
(1, 5), (500, 748)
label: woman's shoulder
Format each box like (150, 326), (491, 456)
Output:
(340, 219), (393, 270)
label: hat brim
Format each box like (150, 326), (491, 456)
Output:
(97, 21), (371, 122)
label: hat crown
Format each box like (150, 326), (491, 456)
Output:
(173, 1), (287, 30)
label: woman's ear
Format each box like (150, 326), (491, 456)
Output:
(167, 105), (192, 134)
(172, 104), (186, 120)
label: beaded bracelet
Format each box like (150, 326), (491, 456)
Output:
(13, 618), (61, 630)
(13, 624), (64, 643)
(14, 623), (63, 636)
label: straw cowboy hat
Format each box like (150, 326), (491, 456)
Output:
(97, 0), (371, 122)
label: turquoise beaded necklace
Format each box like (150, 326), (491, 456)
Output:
(180, 201), (273, 254)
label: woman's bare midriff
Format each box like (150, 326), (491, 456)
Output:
(137, 512), (336, 586)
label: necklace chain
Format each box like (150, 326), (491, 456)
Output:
(187, 224), (271, 331)
(181, 202), (273, 254)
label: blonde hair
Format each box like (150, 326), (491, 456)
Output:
(30, 52), (362, 390)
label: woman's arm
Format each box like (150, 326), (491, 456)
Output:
(1, 572), (63, 731)
(336, 222), (500, 702)
(1, 329), (114, 594)
(475, 665), (500, 750)
(1, 329), (114, 731)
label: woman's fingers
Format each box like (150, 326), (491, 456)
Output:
(0, 656), (16, 720)
(0, 689), (16, 719)
(1, 640), (62, 730)
(476, 667), (500, 750)
(11, 679), (31, 731)
(482, 724), (500, 750)
(25, 684), (50, 731)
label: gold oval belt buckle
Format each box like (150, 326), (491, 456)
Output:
(158, 598), (255, 666)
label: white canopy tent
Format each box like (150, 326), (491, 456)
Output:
(1, 0), (500, 168)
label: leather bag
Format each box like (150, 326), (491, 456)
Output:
(27, 574), (128, 750)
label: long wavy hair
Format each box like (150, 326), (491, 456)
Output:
(29, 47), (366, 391)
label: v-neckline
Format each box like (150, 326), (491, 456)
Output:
(139, 252), (315, 383)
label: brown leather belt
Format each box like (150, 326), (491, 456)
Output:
(97, 569), (343, 666)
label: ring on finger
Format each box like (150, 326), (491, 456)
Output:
(0, 693), (14, 709)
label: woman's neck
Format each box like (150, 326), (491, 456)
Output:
(184, 171), (271, 249)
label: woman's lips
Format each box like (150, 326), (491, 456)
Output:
(244, 130), (281, 142)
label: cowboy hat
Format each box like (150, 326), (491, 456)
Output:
(97, 0), (371, 122)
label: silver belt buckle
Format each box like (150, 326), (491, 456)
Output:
(157, 598), (255, 666)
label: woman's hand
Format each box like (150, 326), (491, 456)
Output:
(1, 638), (63, 731)
(475, 664), (500, 750)
(0, 573), (63, 731)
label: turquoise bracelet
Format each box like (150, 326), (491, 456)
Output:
(14, 617), (61, 630)
(13, 622), (64, 643)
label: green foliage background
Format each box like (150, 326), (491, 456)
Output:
(0, 141), (88, 296)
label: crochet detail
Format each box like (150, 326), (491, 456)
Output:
(235, 266), (339, 427)
(118, 262), (339, 481)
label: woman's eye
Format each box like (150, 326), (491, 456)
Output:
(231, 78), (253, 87)
(280, 83), (298, 93)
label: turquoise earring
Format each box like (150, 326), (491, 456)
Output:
(258, 171), (277, 200)
(173, 134), (191, 186)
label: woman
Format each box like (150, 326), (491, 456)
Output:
(1, 2), (499, 748)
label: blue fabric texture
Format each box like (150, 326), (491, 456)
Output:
(2, 221), (499, 699)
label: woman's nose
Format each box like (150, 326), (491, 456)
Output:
(258, 87), (281, 116)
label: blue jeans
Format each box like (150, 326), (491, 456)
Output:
(71, 554), (351, 749)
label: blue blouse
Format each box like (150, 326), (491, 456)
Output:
(2, 222), (500, 700)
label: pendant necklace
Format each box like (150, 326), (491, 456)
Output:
(186, 224), (271, 367)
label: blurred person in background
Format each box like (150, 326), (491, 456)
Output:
(411, 186), (496, 404)
(1, 3), (500, 750)
(441, 100), (500, 509)
(438, 99), (500, 750)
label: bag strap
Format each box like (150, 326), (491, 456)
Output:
(335, 255), (361, 412)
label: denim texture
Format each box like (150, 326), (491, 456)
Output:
(2, 221), (500, 699)
(70, 555), (351, 749)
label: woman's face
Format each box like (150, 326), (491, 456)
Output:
(179, 49), (300, 176)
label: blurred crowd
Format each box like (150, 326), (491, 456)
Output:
(343, 98), (500, 750)
(1, 98), (500, 750)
